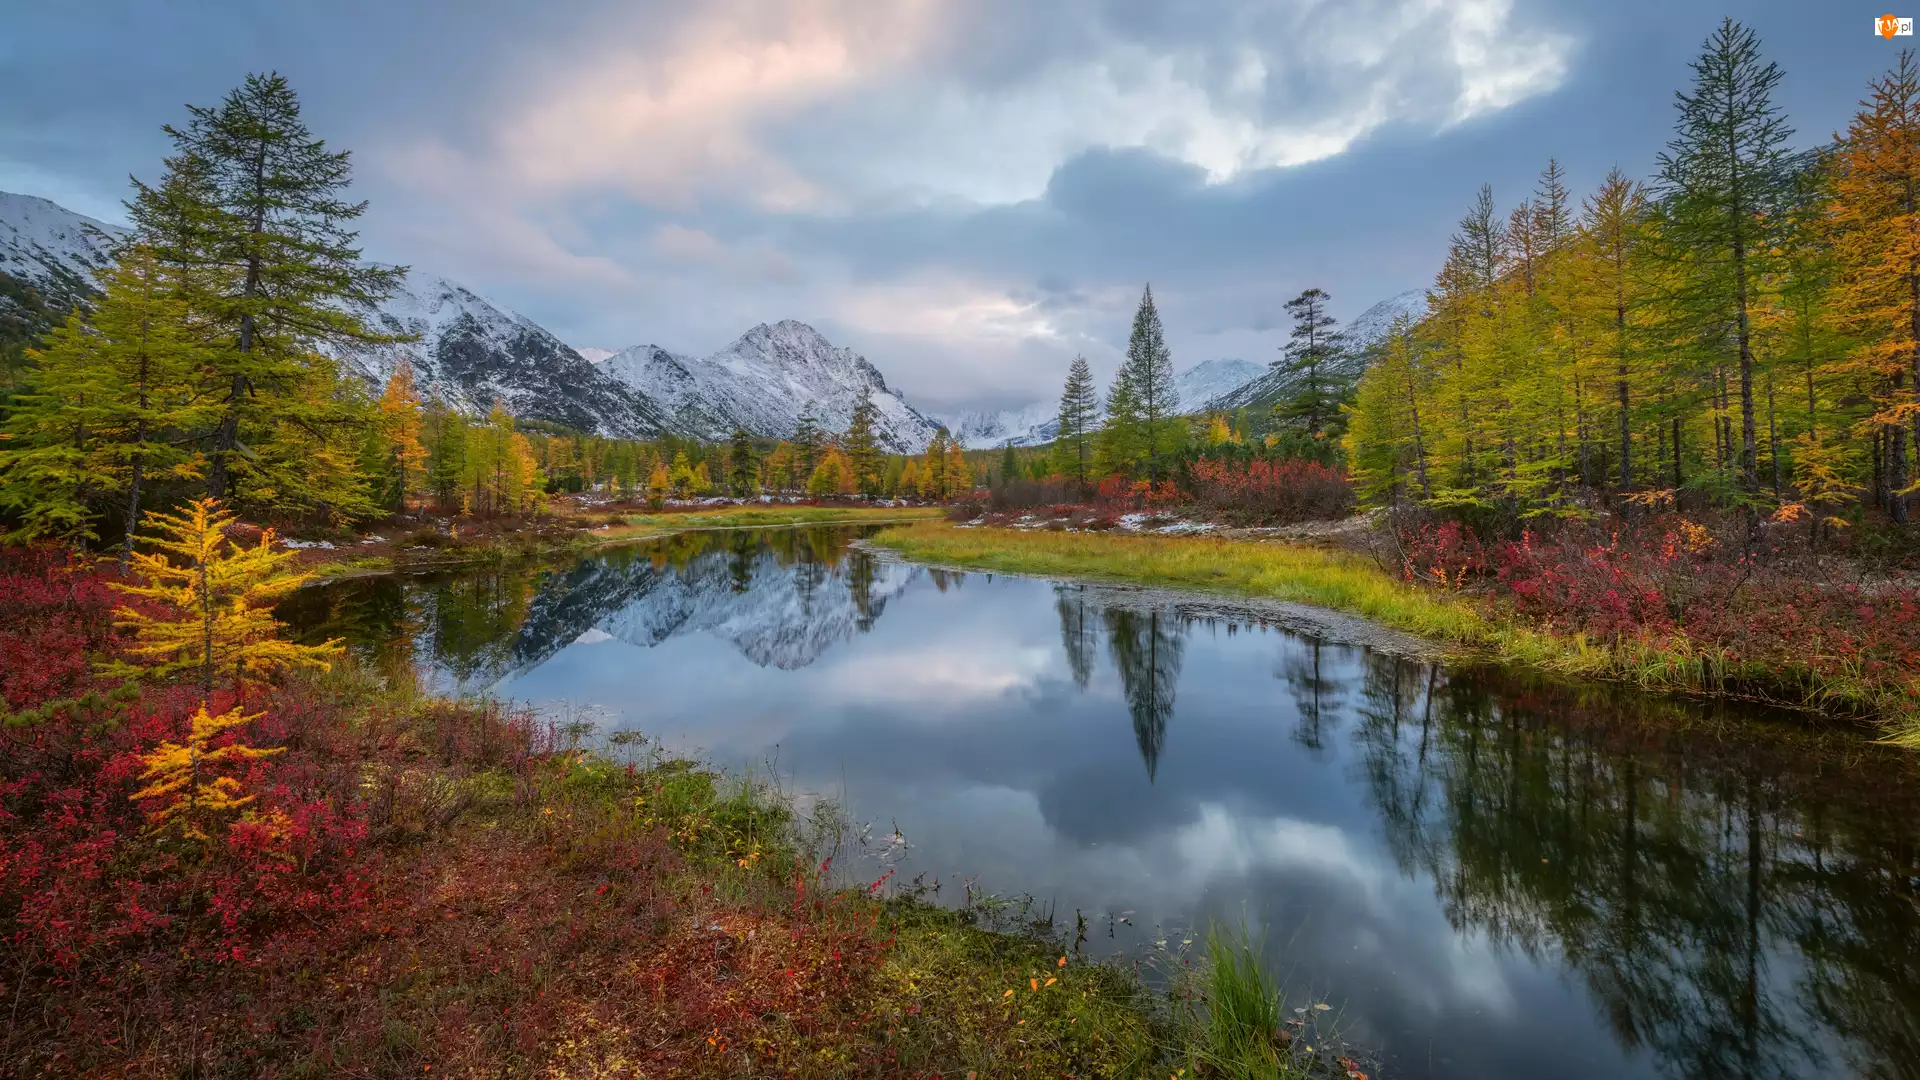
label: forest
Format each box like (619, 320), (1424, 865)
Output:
(1344, 24), (1920, 540)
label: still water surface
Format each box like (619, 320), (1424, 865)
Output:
(280, 526), (1920, 1080)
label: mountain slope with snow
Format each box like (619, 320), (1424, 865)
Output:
(938, 402), (1060, 449)
(1201, 289), (1428, 413)
(0, 191), (124, 299)
(326, 274), (668, 438)
(1, 191), (127, 352)
(1175, 358), (1264, 409)
(602, 320), (941, 452)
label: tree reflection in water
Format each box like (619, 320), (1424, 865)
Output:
(282, 528), (1920, 1080)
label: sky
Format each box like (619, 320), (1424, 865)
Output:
(0, 1), (1899, 413)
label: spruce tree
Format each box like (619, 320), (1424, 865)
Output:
(128, 72), (403, 514)
(792, 405), (823, 481)
(1120, 285), (1178, 482)
(999, 444), (1017, 488)
(1050, 354), (1098, 490)
(1100, 366), (1144, 478)
(1655, 18), (1791, 505)
(843, 390), (881, 496)
(727, 427), (758, 496)
(1275, 287), (1346, 445)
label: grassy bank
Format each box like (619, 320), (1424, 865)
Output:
(869, 521), (1919, 737)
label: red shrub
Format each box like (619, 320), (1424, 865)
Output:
(1187, 457), (1354, 523)
(1400, 521), (1493, 588)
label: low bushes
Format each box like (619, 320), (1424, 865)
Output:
(1186, 458), (1354, 524)
(1394, 513), (1920, 725)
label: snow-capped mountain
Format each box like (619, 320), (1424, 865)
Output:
(1, 191), (126, 345)
(938, 402), (1061, 450)
(601, 320), (942, 452)
(1343, 289), (1427, 351)
(1175, 358), (1264, 409)
(326, 274), (668, 438)
(1200, 289), (1429, 413)
(0, 191), (123, 293)
(576, 346), (617, 364)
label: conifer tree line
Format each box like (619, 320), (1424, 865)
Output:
(1042, 280), (1367, 492)
(0, 74), (982, 548)
(1346, 22), (1920, 532)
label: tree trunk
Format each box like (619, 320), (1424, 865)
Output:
(1766, 373), (1780, 501)
(1673, 415), (1684, 490)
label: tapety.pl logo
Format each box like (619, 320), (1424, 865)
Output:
(1878, 14), (1914, 37)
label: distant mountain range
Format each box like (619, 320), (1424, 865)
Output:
(1201, 289), (1427, 414)
(1, 189), (1422, 451)
(596, 323), (940, 452)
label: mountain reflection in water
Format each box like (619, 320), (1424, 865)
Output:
(281, 525), (1920, 1080)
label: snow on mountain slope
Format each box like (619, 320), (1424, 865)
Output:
(0, 191), (124, 292)
(1344, 289), (1428, 350)
(938, 401), (1060, 449)
(1201, 290), (1429, 413)
(1175, 358), (1264, 409)
(602, 320), (941, 452)
(576, 346), (616, 364)
(325, 274), (667, 438)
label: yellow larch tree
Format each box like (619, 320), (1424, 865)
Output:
(1829, 48), (1920, 513)
(377, 358), (428, 511)
(130, 703), (283, 840)
(105, 498), (342, 701)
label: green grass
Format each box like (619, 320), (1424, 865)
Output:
(872, 520), (1501, 644)
(869, 521), (1915, 734)
(1165, 923), (1357, 1079)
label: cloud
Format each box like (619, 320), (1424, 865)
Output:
(400, 0), (1571, 214)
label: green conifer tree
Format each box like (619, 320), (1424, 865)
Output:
(0, 247), (209, 555)
(1274, 287), (1347, 448)
(1119, 285), (1179, 482)
(727, 427), (758, 496)
(843, 389), (882, 496)
(128, 72), (404, 517)
(1050, 354), (1098, 489)
(1655, 18), (1791, 505)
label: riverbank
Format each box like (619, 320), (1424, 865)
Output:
(298, 502), (945, 580)
(868, 520), (1920, 742)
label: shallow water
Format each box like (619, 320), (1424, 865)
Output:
(280, 525), (1920, 1080)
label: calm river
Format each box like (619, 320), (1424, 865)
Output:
(279, 525), (1920, 1080)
